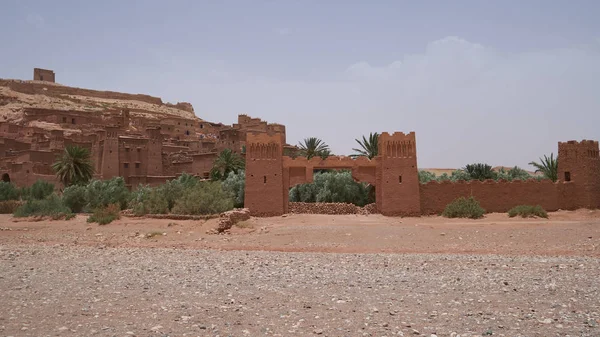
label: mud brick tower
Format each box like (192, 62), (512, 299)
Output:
(557, 140), (600, 209)
(376, 132), (421, 216)
(244, 132), (285, 216)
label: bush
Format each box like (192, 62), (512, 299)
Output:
(86, 177), (130, 210)
(87, 203), (121, 225)
(61, 185), (88, 213)
(172, 181), (234, 215)
(289, 171), (373, 206)
(0, 200), (22, 214)
(464, 163), (496, 181)
(28, 180), (55, 200)
(508, 205), (548, 218)
(418, 170), (437, 184)
(13, 194), (73, 219)
(0, 182), (19, 201)
(442, 196), (485, 219)
(129, 185), (169, 216)
(496, 166), (532, 181)
(222, 170), (245, 208)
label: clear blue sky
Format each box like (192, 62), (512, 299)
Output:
(2, 0), (599, 168)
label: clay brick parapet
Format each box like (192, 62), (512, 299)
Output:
(378, 132), (417, 158)
(283, 155), (376, 168)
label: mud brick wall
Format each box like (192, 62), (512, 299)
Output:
(419, 179), (560, 214)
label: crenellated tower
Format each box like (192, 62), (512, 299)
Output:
(376, 132), (421, 216)
(244, 132), (285, 216)
(558, 140), (600, 209)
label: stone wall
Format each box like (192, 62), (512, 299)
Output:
(289, 202), (378, 215)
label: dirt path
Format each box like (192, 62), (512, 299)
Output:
(1, 210), (599, 256)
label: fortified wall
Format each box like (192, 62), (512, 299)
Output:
(245, 132), (600, 216)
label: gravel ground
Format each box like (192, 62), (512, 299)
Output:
(1, 244), (599, 337)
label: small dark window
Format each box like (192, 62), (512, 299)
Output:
(200, 124), (204, 129)
(62, 117), (67, 123)
(71, 118), (75, 124)
(398, 175), (402, 184)
(263, 176), (267, 183)
(135, 163), (140, 168)
(186, 130), (190, 136)
(124, 163), (129, 169)
(125, 148), (130, 152)
(137, 148), (141, 152)
(564, 171), (571, 182)
(40, 75), (43, 81)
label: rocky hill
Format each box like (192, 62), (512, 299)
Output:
(0, 78), (200, 132)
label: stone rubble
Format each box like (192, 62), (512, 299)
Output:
(289, 202), (378, 215)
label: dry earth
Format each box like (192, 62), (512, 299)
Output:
(1, 210), (600, 336)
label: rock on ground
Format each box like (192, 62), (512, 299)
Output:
(1, 244), (599, 336)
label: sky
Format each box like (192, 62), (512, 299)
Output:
(1, 0), (599, 169)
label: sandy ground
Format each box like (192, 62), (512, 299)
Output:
(1, 210), (599, 256)
(1, 210), (600, 336)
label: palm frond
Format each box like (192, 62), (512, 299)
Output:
(52, 145), (94, 186)
(298, 137), (330, 159)
(351, 132), (379, 159)
(528, 153), (558, 182)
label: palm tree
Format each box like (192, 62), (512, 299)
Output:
(351, 132), (379, 159)
(529, 153), (558, 182)
(463, 163), (496, 180)
(52, 145), (94, 186)
(210, 148), (245, 181)
(298, 137), (330, 159)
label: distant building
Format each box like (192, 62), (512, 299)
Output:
(33, 68), (55, 83)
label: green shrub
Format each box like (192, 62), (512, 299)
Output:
(172, 181), (234, 215)
(508, 205), (548, 218)
(464, 163), (496, 181)
(442, 196), (485, 219)
(0, 200), (22, 214)
(288, 170), (373, 206)
(0, 182), (19, 201)
(86, 177), (130, 210)
(496, 166), (532, 181)
(449, 169), (473, 182)
(62, 185), (88, 213)
(130, 185), (169, 216)
(418, 170), (437, 184)
(28, 180), (55, 200)
(13, 194), (73, 219)
(222, 170), (245, 208)
(87, 203), (121, 225)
